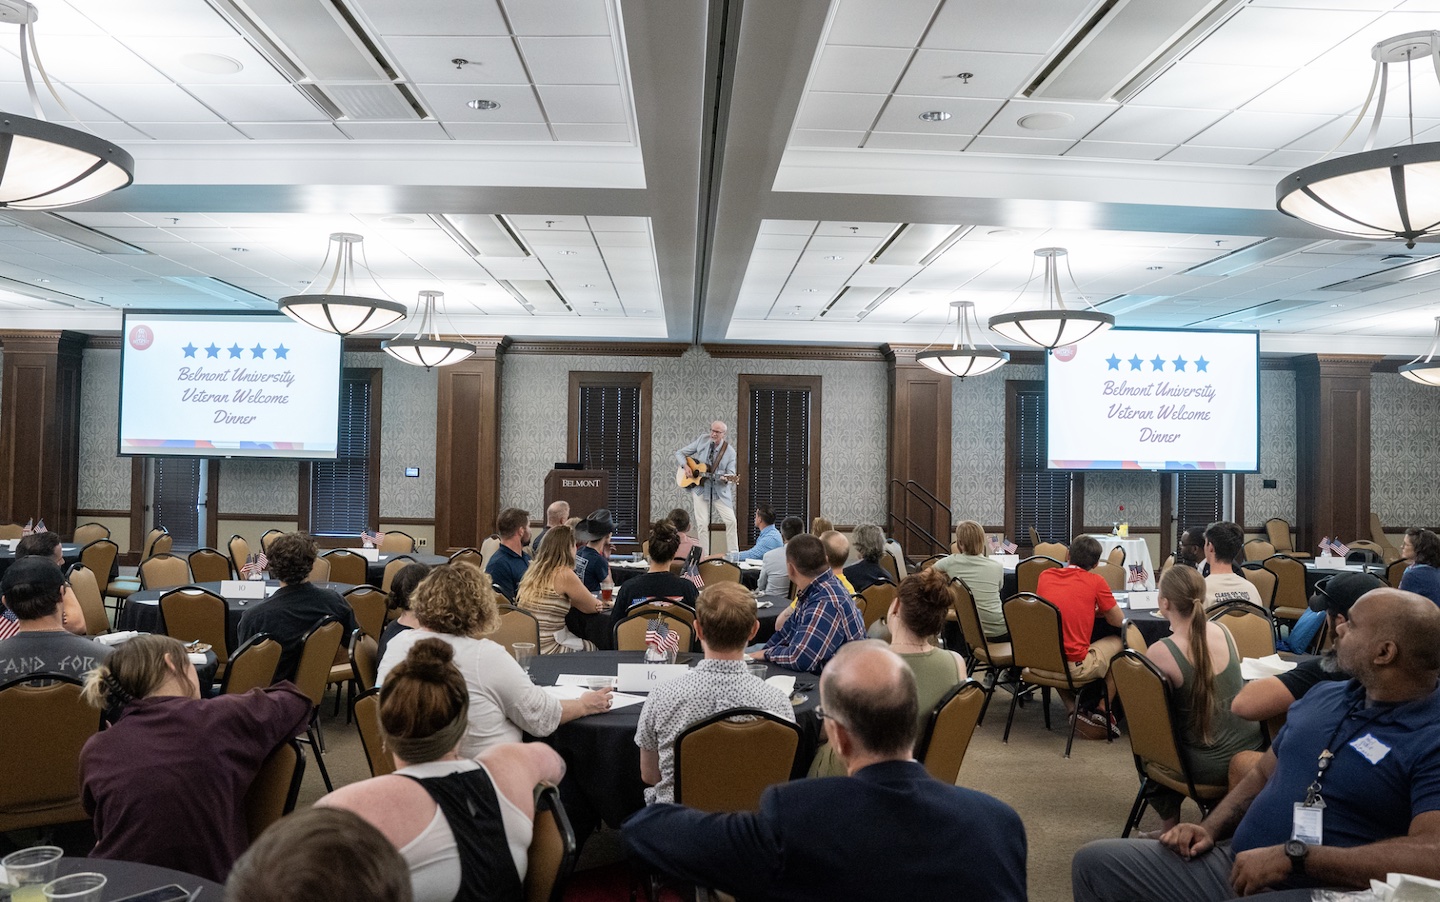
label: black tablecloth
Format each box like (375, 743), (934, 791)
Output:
(52, 856), (224, 900)
(118, 580), (355, 653)
(572, 597), (784, 651)
(0, 543), (82, 577)
(527, 650), (821, 829)
(610, 561), (761, 591)
(364, 552), (447, 585)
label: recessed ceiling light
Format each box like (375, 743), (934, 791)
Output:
(907, 290), (926, 295)
(580, 283), (597, 288)
(1017, 112), (1074, 131)
(986, 228), (1019, 238)
(467, 99), (500, 111)
(231, 247), (248, 252)
(640, 309), (651, 314)
(823, 254), (844, 261)
(557, 250), (578, 256)
(1146, 265), (1163, 270)
(181, 53), (243, 75)
(380, 215), (414, 225)
(918, 110), (951, 122)
(1329, 303), (1342, 308)
(34, 278), (48, 282)
(802, 288), (820, 293)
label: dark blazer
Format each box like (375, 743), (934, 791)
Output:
(622, 760), (1027, 902)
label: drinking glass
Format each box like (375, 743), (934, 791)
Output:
(512, 642), (536, 676)
(2, 847), (63, 902)
(42, 873), (106, 902)
(746, 662), (769, 680)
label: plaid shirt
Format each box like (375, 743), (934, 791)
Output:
(762, 569), (865, 673)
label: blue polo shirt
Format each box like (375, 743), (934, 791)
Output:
(484, 544), (529, 600)
(1231, 679), (1440, 854)
(731, 524), (781, 562)
(575, 545), (609, 593)
(1400, 564), (1440, 608)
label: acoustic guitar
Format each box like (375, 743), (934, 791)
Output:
(676, 455), (739, 489)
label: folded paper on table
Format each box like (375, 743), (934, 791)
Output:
(994, 554), (1020, 570)
(1314, 555), (1349, 570)
(1241, 654), (1297, 681)
(540, 684), (644, 710)
(1367, 872), (1440, 902)
(1125, 591), (1159, 611)
(764, 675), (796, 696)
(96, 630), (140, 646)
(221, 579), (267, 599)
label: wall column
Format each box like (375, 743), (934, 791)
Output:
(1294, 354), (1380, 550)
(434, 338), (507, 553)
(884, 344), (951, 555)
(0, 331), (85, 535)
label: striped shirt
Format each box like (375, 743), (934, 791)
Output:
(762, 569), (865, 674)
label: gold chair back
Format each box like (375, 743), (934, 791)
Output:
(1261, 554), (1307, 619)
(380, 531), (416, 553)
(1122, 618), (1149, 654)
(1003, 593), (1070, 677)
(948, 578), (1012, 669)
(697, 559), (743, 585)
(1015, 555), (1063, 595)
(1370, 512), (1401, 562)
(159, 586), (230, 671)
(228, 534), (251, 577)
(1209, 603), (1276, 659)
(917, 680), (985, 784)
(0, 676), (97, 831)
(188, 547), (233, 582)
(1034, 542), (1069, 562)
(344, 586), (388, 641)
(353, 687), (396, 778)
(259, 529), (284, 552)
(526, 783), (579, 902)
(1106, 545), (1125, 567)
(1028, 526), (1041, 547)
(307, 555), (332, 584)
(449, 547), (484, 570)
(141, 527), (169, 562)
(381, 555), (416, 592)
(244, 739), (305, 842)
(71, 523), (109, 546)
(1240, 564), (1277, 610)
(1094, 561), (1127, 591)
(1386, 559), (1408, 589)
(1243, 540), (1275, 563)
(223, 634), (282, 695)
(293, 618), (346, 707)
(351, 630), (379, 691)
(80, 539), (118, 584)
(324, 549), (369, 586)
(917, 554), (945, 571)
(879, 551), (901, 584)
(66, 565), (109, 636)
(674, 709), (801, 812)
(1264, 518), (1308, 557)
(140, 553), (190, 591)
(493, 605), (543, 658)
(614, 611), (693, 653)
(0, 524), (22, 540)
(858, 582), (897, 631)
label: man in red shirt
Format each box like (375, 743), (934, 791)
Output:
(1035, 535), (1124, 733)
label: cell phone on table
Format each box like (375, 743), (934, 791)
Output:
(109, 885), (193, 902)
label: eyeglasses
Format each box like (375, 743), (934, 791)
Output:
(815, 705), (845, 727)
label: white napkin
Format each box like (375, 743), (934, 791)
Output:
(765, 675), (796, 696)
(96, 630), (139, 646)
(188, 653), (208, 666)
(1241, 654), (1297, 681)
(1369, 873), (1440, 901)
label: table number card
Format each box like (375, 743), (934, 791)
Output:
(617, 663), (689, 692)
(221, 579), (267, 599)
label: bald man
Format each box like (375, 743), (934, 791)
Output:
(624, 641), (1027, 901)
(1075, 588), (1440, 901)
(675, 421), (738, 555)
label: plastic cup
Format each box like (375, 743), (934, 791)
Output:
(512, 642), (536, 675)
(746, 663), (769, 680)
(601, 586), (613, 602)
(3, 847), (63, 891)
(585, 676), (614, 691)
(42, 873), (106, 902)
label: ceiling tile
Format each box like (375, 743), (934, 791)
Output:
(795, 91), (889, 131)
(825, 0), (941, 49)
(551, 122), (631, 142)
(1182, 8), (1377, 69)
(519, 37), (620, 85)
(864, 131), (969, 151)
(232, 122), (346, 140)
(808, 45), (912, 95)
(383, 37), (529, 84)
(337, 121), (452, 140)
(182, 84), (326, 122)
(0, 83), (118, 121)
(443, 122), (553, 140)
(535, 85), (626, 123)
(1132, 62), (1290, 110)
(1254, 148), (1327, 169)
(964, 134), (1075, 155)
(1083, 105), (1226, 144)
(1162, 145), (1270, 165)
(66, 0), (240, 37)
(1287, 116), (1440, 152)
(1242, 66), (1375, 116)
(1186, 110), (1335, 148)
(791, 129), (866, 148)
(895, 49), (1045, 100)
(505, 0), (612, 36)
(924, 0), (1092, 54)
(417, 85), (546, 122)
(979, 98), (1117, 140)
(1066, 140), (1174, 161)
(873, 95), (1004, 134)
(352, 0), (509, 36)
(132, 122), (244, 140)
(21, 35), (166, 83)
(73, 83), (222, 122)
(120, 36), (290, 86)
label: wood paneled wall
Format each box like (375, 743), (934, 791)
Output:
(434, 339), (507, 552)
(885, 345), (952, 554)
(1295, 354), (1379, 551)
(0, 331), (85, 535)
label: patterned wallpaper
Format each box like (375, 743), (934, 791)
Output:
(1247, 369), (1297, 526)
(1371, 371), (1440, 527)
(951, 363), (1042, 526)
(77, 349), (131, 510)
(1084, 471), (1161, 529)
(498, 347), (889, 531)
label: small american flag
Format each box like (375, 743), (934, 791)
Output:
(34, 519), (45, 534)
(1319, 536), (1332, 554)
(987, 534), (1001, 553)
(21, 518), (33, 537)
(1002, 538), (1018, 554)
(361, 529), (386, 547)
(645, 618), (680, 653)
(0, 607), (18, 641)
(682, 548), (704, 589)
(241, 552), (268, 577)
(1330, 538), (1350, 557)
(1128, 562), (1148, 588)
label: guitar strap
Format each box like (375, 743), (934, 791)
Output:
(712, 440), (729, 470)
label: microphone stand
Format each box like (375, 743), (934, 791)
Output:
(707, 443), (718, 556)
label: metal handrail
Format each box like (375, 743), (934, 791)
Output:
(888, 480), (952, 557)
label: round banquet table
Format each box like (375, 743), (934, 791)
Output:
(118, 580), (355, 653)
(609, 559), (761, 590)
(566, 596), (784, 650)
(0, 543), (82, 578)
(49, 856), (224, 900)
(526, 650), (821, 829)
(363, 551), (447, 585)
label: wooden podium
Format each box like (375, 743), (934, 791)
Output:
(544, 469), (609, 520)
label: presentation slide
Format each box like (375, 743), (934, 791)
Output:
(1045, 328), (1259, 472)
(118, 312), (343, 460)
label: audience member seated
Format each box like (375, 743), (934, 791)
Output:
(810, 568), (966, 777)
(572, 514), (614, 593)
(667, 507), (703, 564)
(757, 516), (804, 603)
(1399, 527), (1440, 607)
(1142, 566), (1263, 833)
(378, 562), (610, 756)
(529, 500), (569, 559)
(1035, 535), (1125, 734)
(820, 530), (855, 594)
(609, 520), (699, 642)
(810, 516), (833, 536)
(484, 507), (531, 601)
(80, 634), (311, 882)
(0, 557), (108, 680)
(227, 807), (414, 902)
(935, 519), (1008, 640)
(14, 532), (86, 634)
(751, 535), (865, 674)
(319, 639), (566, 902)
(1179, 527), (1209, 574)
(1074, 588), (1440, 900)
(843, 525), (894, 593)
(726, 503), (781, 562)
(516, 526), (610, 654)
(1202, 521), (1262, 610)
(634, 582), (794, 804)
(235, 531), (358, 682)
(377, 562), (432, 665)
(624, 641), (1027, 900)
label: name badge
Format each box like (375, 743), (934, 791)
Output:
(1350, 733), (1391, 765)
(1292, 803), (1324, 844)
(616, 663), (688, 692)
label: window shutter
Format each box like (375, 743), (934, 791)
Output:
(310, 374), (373, 536)
(577, 384), (642, 539)
(746, 387), (810, 544)
(1014, 387), (1071, 544)
(152, 457), (201, 551)
(1177, 471), (1224, 533)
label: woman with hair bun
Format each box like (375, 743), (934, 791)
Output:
(608, 519), (700, 643)
(667, 508), (702, 563)
(79, 634), (312, 881)
(319, 639), (566, 902)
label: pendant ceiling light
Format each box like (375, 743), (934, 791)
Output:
(916, 300), (1009, 378)
(1400, 316), (1440, 386)
(0, 1), (133, 209)
(382, 290), (476, 369)
(1277, 31), (1440, 249)
(278, 232), (407, 336)
(988, 247), (1114, 351)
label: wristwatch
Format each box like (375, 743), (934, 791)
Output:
(1284, 839), (1308, 875)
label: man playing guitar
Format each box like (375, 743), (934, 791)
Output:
(675, 421), (739, 555)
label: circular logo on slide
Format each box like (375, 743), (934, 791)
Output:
(128, 325), (154, 351)
(1052, 344), (1078, 362)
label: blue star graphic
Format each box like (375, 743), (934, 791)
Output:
(1173, 355), (1188, 372)
(1128, 355), (1143, 371)
(250, 343), (266, 359)
(1150, 355), (1166, 371)
(1195, 356), (1209, 372)
(205, 343), (220, 358)
(273, 344), (289, 359)
(1106, 354), (1120, 370)
(228, 344), (243, 359)
(182, 342), (197, 358)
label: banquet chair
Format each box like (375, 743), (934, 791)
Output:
(188, 547), (233, 582)
(917, 553), (945, 571)
(0, 523), (22, 540)
(221, 634), (281, 695)
(259, 529), (284, 552)
(614, 600), (696, 630)
(1208, 602), (1276, 659)
(1015, 555), (1063, 595)
(1386, 559), (1408, 589)
(858, 582), (897, 631)
(916, 679), (985, 785)
(0, 674), (98, 832)
(479, 534), (502, 570)
(1369, 512), (1402, 563)
(293, 616), (346, 793)
(352, 688), (395, 778)
(244, 739), (305, 842)
(1264, 518), (1310, 559)
(1240, 564), (1277, 612)
(673, 709), (801, 812)
(1110, 650), (1226, 837)
(494, 605), (542, 659)
(1094, 561), (1127, 592)
(381, 555), (416, 593)
(351, 629), (379, 692)
(344, 586), (388, 641)
(879, 550), (901, 584)
(159, 586), (230, 679)
(1034, 542), (1069, 563)
(1345, 541), (1386, 566)
(449, 547), (484, 570)
(228, 534), (251, 578)
(526, 783), (579, 902)
(1122, 619), (1149, 654)
(85, 538), (132, 617)
(71, 522), (109, 546)
(64, 564), (109, 636)
(697, 559), (743, 585)
(380, 530), (416, 553)
(1107, 546), (1126, 567)
(1159, 554), (1176, 579)
(140, 553), (190, 591)
(850, 594), (867, 623)
(615, 610), (694, 653)
(1002, 593), (1111, 758)
(307, 555), (332, 584)
(948, 577), (1014, 725)
(324, 549), (368, 587)
(1028, 526), (1041, 547)
(1242, 540), (1275, 563)
(1261, 555), (1308, 631)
